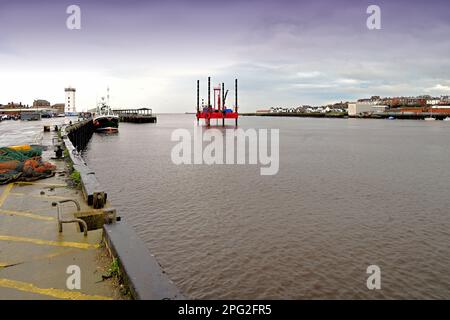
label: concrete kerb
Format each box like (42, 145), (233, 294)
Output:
(62, 122), (106, 208)
(60, 122), (185, 300)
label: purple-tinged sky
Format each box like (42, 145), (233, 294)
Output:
(1, 0), (450, 112)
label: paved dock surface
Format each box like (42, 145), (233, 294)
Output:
(0, 119), (122, 299)
(0, 118), (68, 146)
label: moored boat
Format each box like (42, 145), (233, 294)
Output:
(93, 87), (119, 132)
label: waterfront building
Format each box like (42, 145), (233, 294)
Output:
(427, 98), (441, 105)
(348, 102), (387, 116)
(431, 105), (450, 114)
(33, 99), (51, 107)
(1, 102), (27, 109)
(64, 87), (76, 114)
(440, 96), (450, 104)
(51, 103), (65, 114)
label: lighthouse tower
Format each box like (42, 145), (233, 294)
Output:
(64, 87), (76, 115)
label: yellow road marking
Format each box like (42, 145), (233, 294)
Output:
(38, 250), (76, 260)
(0, 278), (112, 300)
(14, 181), (67, 187)
(0, 235), (99, 250)
(0, 183), (14, 207)
(9, 193), (70, 200)
(0, 209), (55, 221)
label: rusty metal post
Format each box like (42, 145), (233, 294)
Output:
(208, 77), (211, 108)
(197, 80), (200, 124)
(222, 82), (225, 126)
(235, 79), (238, 126)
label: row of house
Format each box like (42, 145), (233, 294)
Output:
(357, 95), (450, 108)
(260, 104), (346, 114)
(348, 95), (450, 116)
(0, 100), (65, 115)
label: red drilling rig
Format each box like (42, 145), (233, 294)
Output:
(196, 77), (239, 127)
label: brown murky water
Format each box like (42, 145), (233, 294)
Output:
(83, 114), (450, 299)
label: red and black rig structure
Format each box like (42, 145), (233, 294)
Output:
(196, 77), (239, 127)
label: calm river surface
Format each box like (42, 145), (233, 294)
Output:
(84, 114), (450, 299)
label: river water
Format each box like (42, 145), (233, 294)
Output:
(83, 114), (450, 299)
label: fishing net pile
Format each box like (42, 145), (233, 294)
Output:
(0, 145), (56, 185)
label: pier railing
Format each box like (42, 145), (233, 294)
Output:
(113, 108), (157, 123)
(113, 108), (153, 116)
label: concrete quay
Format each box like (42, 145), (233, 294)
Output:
(1, 117), (184, 300)
(0, 119), (123, 300)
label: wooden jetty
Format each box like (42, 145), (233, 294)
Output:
(113, 108), (157, 123)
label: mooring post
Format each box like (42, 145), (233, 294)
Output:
(222, 82), (225, 127)
(208, 77), (211, 108)
(197, 80), (200, 124)
(235, 78), (238, 127)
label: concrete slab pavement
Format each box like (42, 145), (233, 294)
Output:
(0, 119), (124, 300)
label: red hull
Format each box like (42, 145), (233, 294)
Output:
(196, 111), (238, 119)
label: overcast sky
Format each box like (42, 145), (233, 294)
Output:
(1, 0), (449, 112)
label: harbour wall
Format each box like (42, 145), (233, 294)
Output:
(62, 119), (184, 300)
(65, 119), (94, 151)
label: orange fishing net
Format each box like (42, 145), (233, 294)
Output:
(0, 146), (56, 184)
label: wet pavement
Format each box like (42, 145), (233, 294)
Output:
(0, 118), (122, 299)
(0, 118), (69, 147)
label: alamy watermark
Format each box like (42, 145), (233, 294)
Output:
(66, 5), (81, 30)
(366, 265), (381, 290)
(64, 4), (381, 31)
(366, 5), (381, 30)
(171, 126), (279, 176)
(66, 265), (81, 290)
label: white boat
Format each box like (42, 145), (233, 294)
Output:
(443, 117), (450, 121)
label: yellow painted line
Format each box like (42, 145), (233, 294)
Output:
(0, 209), (55, 221)
(7, 192), (24, 196)
(38, 250), (75, 260)
(0, 183), (14, 207)
(14, 181), (67, 187)
(0, 235), (99, 250)
(9, 192), (70, 200)
(0, 278), (112, 300)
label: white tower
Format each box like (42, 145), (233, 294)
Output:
(64, 87), (76, 114)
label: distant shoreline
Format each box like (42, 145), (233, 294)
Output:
(240, 112), (450, 120)
(241, 112), (347, 118)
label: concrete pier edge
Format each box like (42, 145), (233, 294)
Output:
(61, 121), (185, 300)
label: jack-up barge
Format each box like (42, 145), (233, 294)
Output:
(196, 77), (239, 126)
